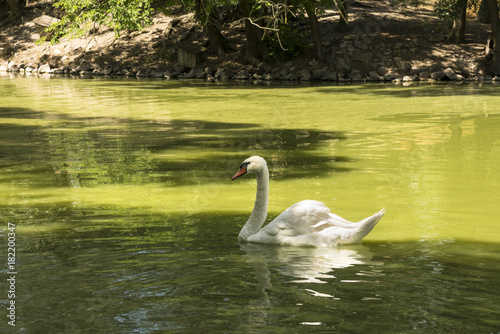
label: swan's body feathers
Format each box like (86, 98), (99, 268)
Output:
(233, 156), (385, 247)
(246, 200), (384, 247)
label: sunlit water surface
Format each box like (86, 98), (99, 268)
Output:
(1, 76), (499, 333)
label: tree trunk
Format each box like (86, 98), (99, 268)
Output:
(205, 21), (232, 54)
(447, 0), (467, 43)
(477, 0), (490, 23)
(486, 0), (500, 75)
(336, 0), (350, 32)
(194, 0), (231, 55)
(6, 0), (21, 21)
(304, 5), (325, 62)
(238, 0), (265, 59)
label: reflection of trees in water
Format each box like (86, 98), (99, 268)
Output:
(49, 130), (158, 187)
(1, 105), (351, 190)
(40, 115), (350, 187)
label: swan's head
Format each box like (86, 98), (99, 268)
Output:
(232, 156), (267, 180)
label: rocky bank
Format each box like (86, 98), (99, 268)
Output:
(1, 0), (498, 83)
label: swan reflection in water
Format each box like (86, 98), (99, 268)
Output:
(241, 242), (383, 284)
(237, 243), (383, 331)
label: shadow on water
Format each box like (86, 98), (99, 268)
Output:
(0, 106), (351, 188)
(72, 76), (500, 97)
(373, 110), (500, 124)
(120, 78), (500, 99)
(2, 207), (499, 333)
(310, 81), (500, 98)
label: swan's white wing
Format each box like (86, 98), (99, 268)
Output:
(246, 200), (385, 246)
(247, 200), (358, 246)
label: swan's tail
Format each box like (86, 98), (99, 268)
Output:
(343, 208), (386, 244)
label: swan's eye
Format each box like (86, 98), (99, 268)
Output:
(232, 162), (250, 180)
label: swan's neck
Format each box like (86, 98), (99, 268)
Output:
(239, 167), (269, 241)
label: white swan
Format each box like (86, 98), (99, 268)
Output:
(232, 156), (385, 247)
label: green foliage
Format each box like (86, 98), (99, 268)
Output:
(265, 24), (306, 60)
(434, 0), (480, 21)
(434, 0), (460, 20)
(47, 0), (153, 43)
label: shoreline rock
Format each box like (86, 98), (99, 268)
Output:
(0, 58), (493, 85)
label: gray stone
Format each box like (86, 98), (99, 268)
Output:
(368, 71), (383, 81)
(351, 71), (363, 81)
(8, 61), (19, 71)
(299, 69), (312, 81)
(234, 70), (249, 80)
(194, 67), (206, 78)
(104, 66), (114, 75)
(431, 71), (447, 81)
(150, 69), (165, 78)
(170, 70), (182, 78)
(279, 67), (289, 77)
(351, 52), (372, 64)
(220, 69), (234, 80)
(214, 68), (224, 79)
(418, 71), (431, 81)
(264, 73), (273, 81)
(396, 60), (412, 72)
(136, 69), (150, 77)
(179, 69), (195, 79)
(402, 75), (413, 82)
(79, 70), (93, 76)
(384, 73), (399, 81)
(252, 73), (263, 80)
(377, 66), (389, 76)
(312, 67), (327, 80)
(443, 67), (458, 80)
(321, 70), (337, 81)
(335, 58), (350, 73)
(75, 63), (92, 72)
(38, 64), (51, 73)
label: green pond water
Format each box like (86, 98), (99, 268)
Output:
(1, 76), (499, 333)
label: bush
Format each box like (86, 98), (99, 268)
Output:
(264, 24), (307, 60)
(46, 0), (152, 43)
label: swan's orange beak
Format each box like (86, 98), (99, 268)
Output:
(232, 166), (247, 180)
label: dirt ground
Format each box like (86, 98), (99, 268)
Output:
(0, 0), (492, 79)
